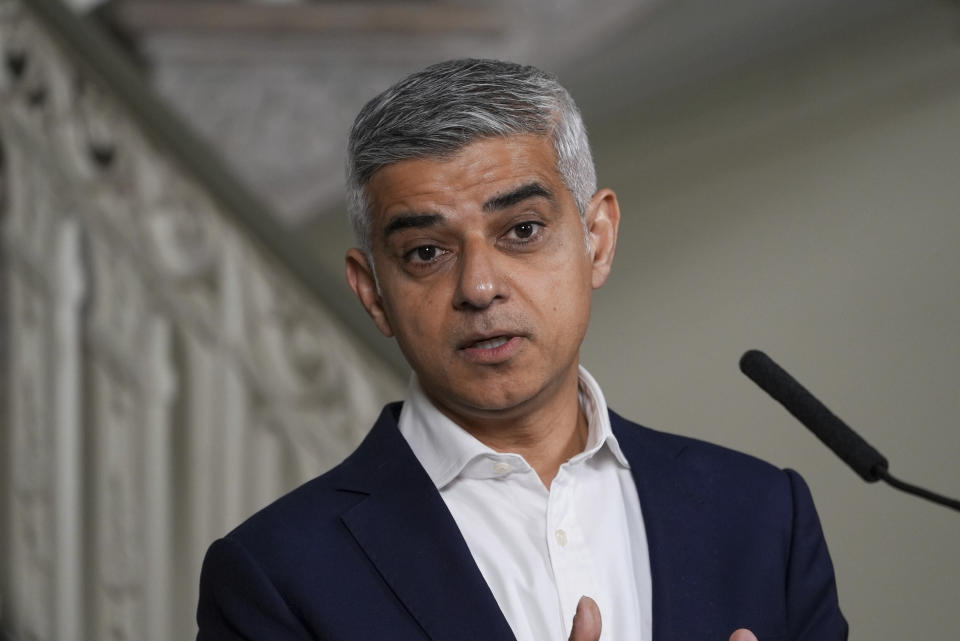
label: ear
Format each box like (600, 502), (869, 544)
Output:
(345, 248), (394, 337)
(585, 188), (621, 289)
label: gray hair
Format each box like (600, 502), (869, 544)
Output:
(345, 58), (597, 254)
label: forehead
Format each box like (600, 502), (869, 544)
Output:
(365, 134), (564, 219)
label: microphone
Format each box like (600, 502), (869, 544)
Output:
(739, 349), (887, 481)
(739, 349), (960, 512)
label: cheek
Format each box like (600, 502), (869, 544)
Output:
(533, 276), (590, 330)
(555, 276), (592, 328)
(385, 288), (445, 338)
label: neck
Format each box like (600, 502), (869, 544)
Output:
(480, 402), (588, 489)
(429, 366), (588, 489)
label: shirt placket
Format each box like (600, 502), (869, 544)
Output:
(546, 464), (601, 639)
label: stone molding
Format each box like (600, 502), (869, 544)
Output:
(0, 2), (403, 639)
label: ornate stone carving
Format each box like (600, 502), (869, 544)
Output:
(3, 80), (87, 639)
(1, 5), (403, 640)
(92, 366), (145, 640)
(8, 275), (55, 641)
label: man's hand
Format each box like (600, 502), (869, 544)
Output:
(568, 596), (601, 641)
(566, 597), (757, 641)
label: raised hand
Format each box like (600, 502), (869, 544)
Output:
(568, 596), (602, 641)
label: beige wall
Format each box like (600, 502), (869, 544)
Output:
(582, 11), (960, 640)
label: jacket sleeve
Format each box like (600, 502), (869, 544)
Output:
(196, 537), (315, 641)
(784, 469), (849, 641)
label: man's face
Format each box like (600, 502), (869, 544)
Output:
(346, 134), (619, 425)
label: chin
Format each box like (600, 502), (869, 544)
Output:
(452, 380), (541, 414)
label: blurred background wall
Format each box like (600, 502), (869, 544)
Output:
(2, 0), (958, 639)
(579, 6), (960, 639)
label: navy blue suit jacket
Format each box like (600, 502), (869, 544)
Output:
(197, 403), (847, 640)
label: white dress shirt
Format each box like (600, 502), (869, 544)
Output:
(398, 366), (652, 641)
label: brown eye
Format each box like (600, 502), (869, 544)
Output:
(514, 223), (535, 239)
(416, 246), (437, 261)
(406, 245), (447, 265)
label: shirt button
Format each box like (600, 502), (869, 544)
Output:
(493, 462), (511, 475)
(555, 529), (568, 547)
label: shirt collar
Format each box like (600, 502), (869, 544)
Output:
(398, 366), (630, 489)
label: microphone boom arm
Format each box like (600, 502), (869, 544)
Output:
(875, 468), (960, 512)
(739, 350), (960, 514)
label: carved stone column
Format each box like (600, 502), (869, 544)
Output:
(2, 130), (85, 641)
(85, 228), (176, 641)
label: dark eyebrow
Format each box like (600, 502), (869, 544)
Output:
(483, 182), (554, 212)
(383, 213), (443, 239)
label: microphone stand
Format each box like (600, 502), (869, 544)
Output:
(874, 467), (960, 512)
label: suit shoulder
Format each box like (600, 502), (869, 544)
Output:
(609, 408), (788, 484)
(609, 408), (808, 535)
(221, 457), (361, 556)
(221, 403), (406, 557)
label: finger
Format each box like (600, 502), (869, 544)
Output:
(568, 596), (602, 641)
(729, 628), (759, 641)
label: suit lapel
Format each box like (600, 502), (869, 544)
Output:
(335, 404), (516, 641)
(611, 411), (711, 641)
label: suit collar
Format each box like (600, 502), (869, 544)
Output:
(334, 404), (516, 641)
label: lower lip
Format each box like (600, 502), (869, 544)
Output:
(459, 336), (524, 364)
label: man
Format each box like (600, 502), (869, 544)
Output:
(197, 59), (847, 641)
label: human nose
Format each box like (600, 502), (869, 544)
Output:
(453, 239), (506, 311)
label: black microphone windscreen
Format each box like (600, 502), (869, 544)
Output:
(739, 350), (888, 482)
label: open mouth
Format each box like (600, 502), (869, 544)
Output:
(457, 333), (524, 362)
(469, 336), (511, 350)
